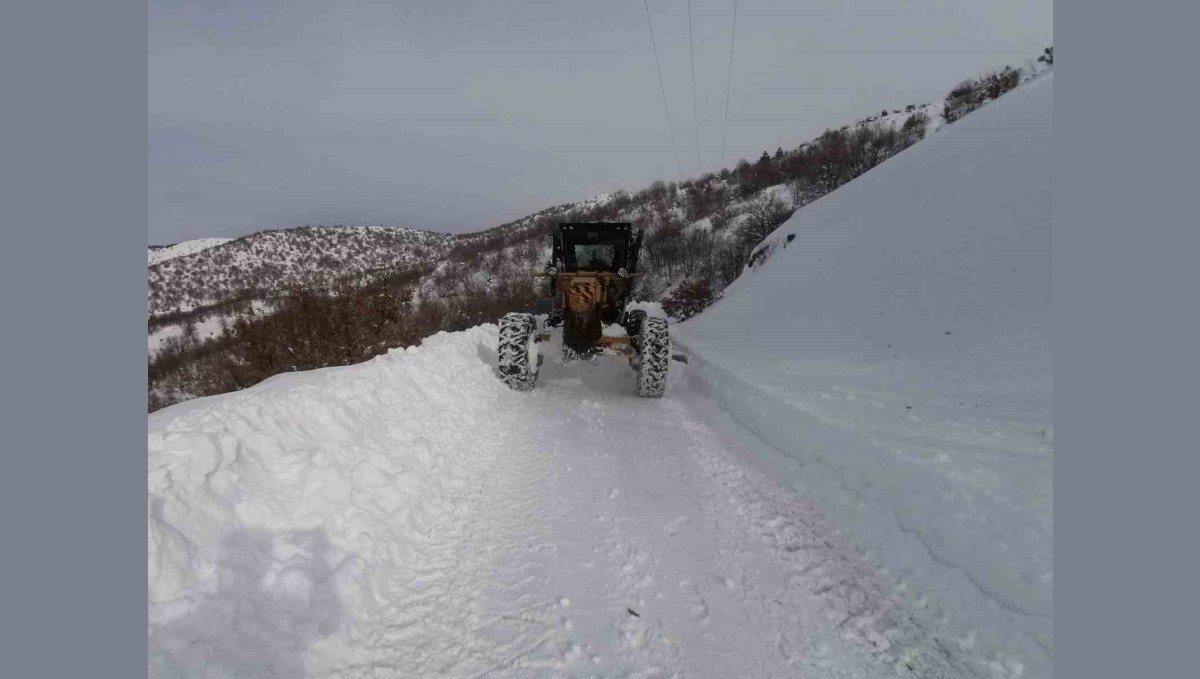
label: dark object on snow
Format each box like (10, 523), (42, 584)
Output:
(747, 245), (771, 268)
(497, 223), (670, 398)
(672, 353), (689, 364)
(627, 607), (640, 618)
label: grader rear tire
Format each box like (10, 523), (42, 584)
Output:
(498, 313), (537, 391)
(636, 317), (669, 398)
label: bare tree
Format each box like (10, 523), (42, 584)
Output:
(739, 192), (793, 251)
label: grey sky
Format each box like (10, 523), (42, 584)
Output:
(149, 0), (1051, 244)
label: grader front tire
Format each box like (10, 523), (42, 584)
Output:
(636, 317), (669, 398)
(498, 313), (537, 391)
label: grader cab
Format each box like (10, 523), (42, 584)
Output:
(497, 223), (670, 397)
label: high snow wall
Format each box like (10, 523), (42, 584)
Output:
(676, 73), (1054, 675)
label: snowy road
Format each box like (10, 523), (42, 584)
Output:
(150, 327), (993, 678)
(461, 338), (991, 677)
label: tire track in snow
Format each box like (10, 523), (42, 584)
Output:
(449, 344), (876, 677)
(666, 371), (1012, 677)
(466, 377), (688, 677)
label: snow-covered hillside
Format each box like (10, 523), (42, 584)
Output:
(149, 72), (1052, 677)
(149, 238), (233, 266)
(677, 71), (1053, 675)
(148, 226), (452, 316)
(149, 300), (274, 357)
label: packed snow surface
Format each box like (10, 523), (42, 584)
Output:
(148, 76), (1051, 677)
(151, 329), (996, 677)
(148, 238), (233, 266)
(676, 72), (1053, 676)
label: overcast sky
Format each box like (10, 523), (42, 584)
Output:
(149, 0), (1051, 244)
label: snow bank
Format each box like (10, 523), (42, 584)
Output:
(601, 322), (627, 337)
(675, 74), (1053, 675)
(148, 327), (510, 676)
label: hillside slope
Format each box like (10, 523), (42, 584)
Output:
(676, 71), (1053, 675)
(148, 226), (452, 316)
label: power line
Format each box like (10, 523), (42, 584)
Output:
(643, 0), (683, 180)
(720, 0), (740, 170)
(687, 0), (701, 174)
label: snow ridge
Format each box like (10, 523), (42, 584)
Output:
(149, 238), (234, 266)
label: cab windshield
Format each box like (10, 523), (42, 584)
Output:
(573, 244), (615, 270)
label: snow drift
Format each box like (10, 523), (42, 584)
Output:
(148, 328), (515, 676)
(675, 73), (1053, 674)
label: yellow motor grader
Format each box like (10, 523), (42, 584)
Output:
(498, 223), (670, 397)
